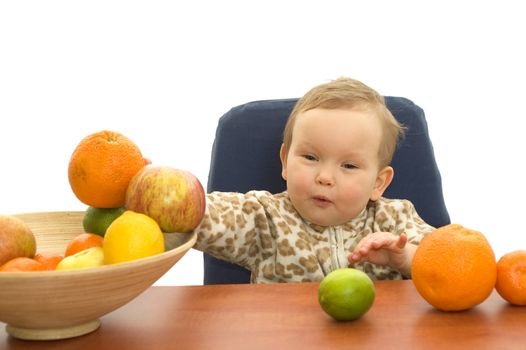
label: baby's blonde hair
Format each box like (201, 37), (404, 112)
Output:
(282, 77), (405, 168)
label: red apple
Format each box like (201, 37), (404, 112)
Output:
(0, 215), (37, 266)
(125, 165), (206, 233)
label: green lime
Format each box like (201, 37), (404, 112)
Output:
(318, 268), (375, 321)
(82, 206), (126, 237)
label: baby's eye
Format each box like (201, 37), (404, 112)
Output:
(302, 154), (317, 161)
(342, 163), (357, 169)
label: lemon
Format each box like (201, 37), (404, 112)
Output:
(103, 210), (165, 264)
(82, 206), (125, 237)
(318, 268), (375, 321)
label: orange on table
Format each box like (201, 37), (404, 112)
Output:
(34, 252), (63, 270)
(412, 224), (497, 311)
(65, 233), (104, 257)
(68, 130), (146, 208)
(0, 257), (46, 272)
(495, 250), (526, 306)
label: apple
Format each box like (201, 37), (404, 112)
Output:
(55, 247), (104, 270)
(0, 215), (36, 266)
(125, 165), (206, 233)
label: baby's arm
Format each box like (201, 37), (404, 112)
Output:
(192, 191), (269, 270)
(347, 232), (416, 278)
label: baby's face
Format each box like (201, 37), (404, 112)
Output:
(280, 107), (386, 226)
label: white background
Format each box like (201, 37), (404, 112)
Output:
(1, 1), (525, 286)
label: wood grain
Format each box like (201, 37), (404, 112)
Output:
(2, 281), (525, 349)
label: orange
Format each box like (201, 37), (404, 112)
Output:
(0, 257), (46, 272)
(68, 130), (146, 208)
(34, 252), (63, 270)
(65, 233), (104, 257)
(104, 210), (164, 264)
(412, 224), (497, 311)
(495, 250), (526, 306)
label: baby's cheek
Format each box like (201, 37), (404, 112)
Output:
(287, 171), (307, 190)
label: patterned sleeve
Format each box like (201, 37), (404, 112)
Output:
(362, 199), (435, 280)
(192, 191), (273, 270)
(395, 199), (435, 245)
(374, 198), (435, 245)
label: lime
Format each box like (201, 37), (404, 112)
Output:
(82, 206), (125, 237)
(318, 268), (375, 321)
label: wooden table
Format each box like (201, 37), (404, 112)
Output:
(1, 280), (525, 349)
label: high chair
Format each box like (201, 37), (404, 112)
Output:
(204, 97), (450, 284)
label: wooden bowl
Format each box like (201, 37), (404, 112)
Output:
(0, 211), (196, 341)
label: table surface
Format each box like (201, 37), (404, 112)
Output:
(1, 280), (525, 349)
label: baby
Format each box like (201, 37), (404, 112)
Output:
(194, 77), (434, 283)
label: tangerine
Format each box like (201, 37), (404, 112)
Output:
(68, 130), (146, 208)
(0, 257), (46, 272)
(65, 233), (104, 257)
(34, 252), (63, 270)
(412, 224), (496, 311)
(495, 250), (526, 306)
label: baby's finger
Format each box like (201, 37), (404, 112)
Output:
(354, 246), (373, 260)
(358, 234), (384, 249)
(348, 246), (369, 263)
(371, 238), (388, 249)
(396, 233), (408, 249)
(370, 235), (394, 250)
(348, 252), (360, 264)
(350, 240), (370, 256)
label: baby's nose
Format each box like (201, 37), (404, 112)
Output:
(316, 170), (335, 186)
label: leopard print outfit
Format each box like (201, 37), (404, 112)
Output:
(194, 191), (434, 283)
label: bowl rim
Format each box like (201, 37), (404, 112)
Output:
(0, 210), (197, 278)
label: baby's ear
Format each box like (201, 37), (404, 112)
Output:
(279, 144), (288, 181)
(370, 166), (394, 201)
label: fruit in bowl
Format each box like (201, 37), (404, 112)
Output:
(125, 165), (206, 233)
(56, 247), (105, 270)
(0, 211), (196, 341)
(104, 210), (165, 264)
(0, 215), (36, 266)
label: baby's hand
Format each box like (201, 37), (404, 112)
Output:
(347, 232), (416, 277)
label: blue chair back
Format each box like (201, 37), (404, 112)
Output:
(204, 97), (450, 284)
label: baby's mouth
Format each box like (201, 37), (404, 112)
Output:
(312, 195), (332, 206)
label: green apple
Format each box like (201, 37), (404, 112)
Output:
(56, 247), (104, 270)
(0, 215), (36, 266)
